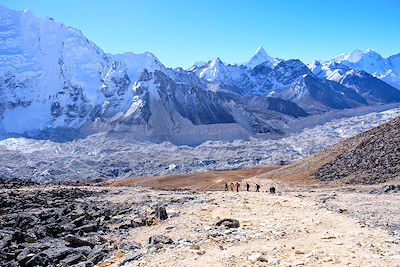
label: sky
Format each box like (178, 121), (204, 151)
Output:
(1, 0), (399, 68)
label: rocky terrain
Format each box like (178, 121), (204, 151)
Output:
(254, 114), (400, 186)
(1, 178), (399, 267)
(315, 116), (400, 184)
(0, 180), (203, 267)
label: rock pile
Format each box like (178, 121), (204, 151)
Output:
(0, 186), (145, 267)
(315, 116), (400, 184)
(370, 184), (400, 194)
(0, 178), (37, 189)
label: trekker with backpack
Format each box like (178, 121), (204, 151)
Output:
(235, 181), (240, 192)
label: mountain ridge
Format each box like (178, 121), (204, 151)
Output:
(1, 5), (400, 144)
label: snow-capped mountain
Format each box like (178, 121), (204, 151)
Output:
(1, 5), (400, 145)
(192, 56), (376, 113)
(246, 46), (278, 69)
(327, 49), (400, 90)
(308, 61), (400, 105)
(0, 6), (127, 137)
(112, 52), (165, 81)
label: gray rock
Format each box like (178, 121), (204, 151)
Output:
(64, 235), (95, 248)
(216, 218), (240, 228)
(118, 252), (143, 266)
(87, 245), (109, 265)
(16, 248), (38, 265)
(148, 235), (174, 245)
(155, 206), (168, 220)
(25, 252), (55, 267)
(60, 252), (86, 266)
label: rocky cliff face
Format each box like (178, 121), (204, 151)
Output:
(315, 116), (400, 184)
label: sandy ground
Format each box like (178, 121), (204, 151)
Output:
(96, 183), (400, 267)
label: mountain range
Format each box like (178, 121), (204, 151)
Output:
(1, 5), (400, 145)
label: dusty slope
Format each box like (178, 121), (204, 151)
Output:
(106, 167), (279, 190)
(253, 116), (400, 185)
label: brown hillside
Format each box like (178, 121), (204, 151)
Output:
(257, 116), (400, 185)
(106, 167), (279, 190)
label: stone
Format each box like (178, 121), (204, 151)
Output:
(268, 257), (280, 265)
(16, 247), (42, 265)
(76, 223), (99, 233)
(60, 252), (86, 266)
(149, 235), (174, 245)
(248, 252), (263, 262)
(120, 241), (142, 251)
(70, 262), (93, 267)
(216, 219), (240, 228)
(17, 250), (36, 266)
(87, 245), (109, 265)
(25, 252), (55, 267)
(189, 244), (200, 250)
(118, 252), (143, 266)
(11, 231), (25, 243)
(64, 235), (95, 248)
(155, 206), (168, 220)
(196, 250), (206, 255)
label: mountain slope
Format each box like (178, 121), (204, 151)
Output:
(256, 115), (400, 185)
(0, 6), (126, 135)
(315, 116), (400, 184)
(309, 61), (400, 104)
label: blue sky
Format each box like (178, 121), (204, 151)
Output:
(1, 0), (399, 67)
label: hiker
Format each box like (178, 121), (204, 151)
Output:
(235, 181), (240, 192)
(224, 183), (228, 191)
(230, 182), (235, 191)
(246, 183), (250, 191)
(269, 186), (276, 194)
(256, 183), (260, 192)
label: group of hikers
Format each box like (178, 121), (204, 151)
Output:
(224, 181), (275, 194)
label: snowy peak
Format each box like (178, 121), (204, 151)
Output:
(336, 48), (384, 63)
(347, 49), (365, 62)
(195, 57), (226, 81)
(328, 49), (400, 89)
(112, 51), (165, 82)
(247, 46), (276, 68)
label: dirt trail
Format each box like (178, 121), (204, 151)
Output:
(100, 187), (400, 267)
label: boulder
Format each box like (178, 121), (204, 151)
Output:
(155, 206), (168, 220)
(216, 219), (240, 228)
